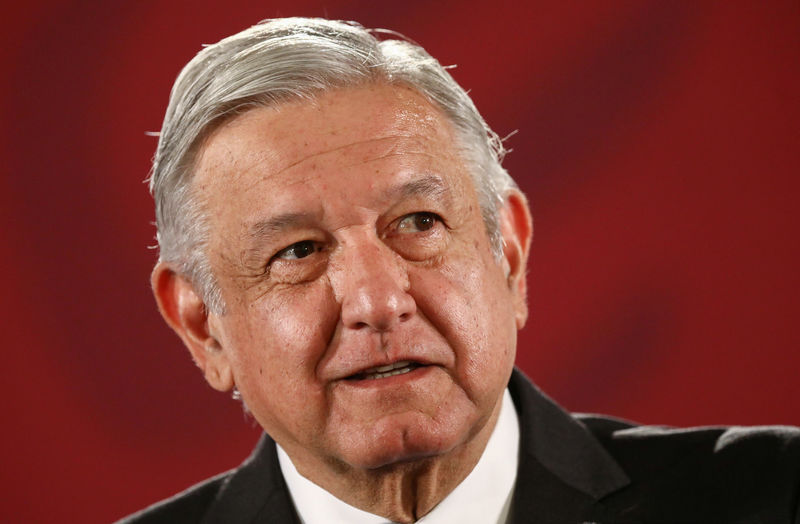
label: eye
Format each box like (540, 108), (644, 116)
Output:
(386, 211), (447, 261)
(396, 212), (439, 234)
(273, 240), (318, 261)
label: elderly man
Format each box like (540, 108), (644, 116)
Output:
(123, 18), (799, 524)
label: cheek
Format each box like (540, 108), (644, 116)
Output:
(222, 282), (340, 430)
(412, 254), (517, 401)
(235, 283), (338, 362)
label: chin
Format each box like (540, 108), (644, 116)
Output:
(333, 411), (477, 470)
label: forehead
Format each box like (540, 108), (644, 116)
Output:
(192, 84), (474, 225)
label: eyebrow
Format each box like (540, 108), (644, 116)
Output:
(245, 174), (451, 242)
(247, 212), (315, 243)
(390, 174), (449, 202)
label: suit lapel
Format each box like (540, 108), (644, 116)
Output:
(508, 370), (630, 524)
(201, 434), (300, 524)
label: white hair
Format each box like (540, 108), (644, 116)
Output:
(150, 17), (515, 313)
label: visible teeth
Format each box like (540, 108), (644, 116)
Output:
(364, 366), (414, 380)
(371, 360), (411, 373)
(356, 360), (419, 380)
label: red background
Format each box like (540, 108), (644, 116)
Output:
(2, 1), (799, 522)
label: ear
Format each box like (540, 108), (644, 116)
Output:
(151, 262), (234, 392)
(498, 190), (533, 329)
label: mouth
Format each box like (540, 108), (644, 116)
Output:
(346, 360), (423, 381)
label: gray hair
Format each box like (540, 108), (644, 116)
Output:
(150, 17), (515, 313)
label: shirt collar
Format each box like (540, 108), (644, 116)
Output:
(278, 388), (520, 524)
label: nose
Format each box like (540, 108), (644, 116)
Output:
(333, 235), (416, 332)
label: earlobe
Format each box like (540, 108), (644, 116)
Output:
(151, 262), (234, 392)
(498, 190), (533, 329)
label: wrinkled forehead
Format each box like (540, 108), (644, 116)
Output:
(196, 85), (457, 177)
(191, 84), (474, 207)
(186, 84), (483, 248)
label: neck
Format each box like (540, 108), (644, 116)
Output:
(288, 399), (503, 523)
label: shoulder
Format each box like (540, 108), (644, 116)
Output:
(508, 369), (800, 520)
(577, 414), (800, 520)
(577, 413), (800, 468)
(115, 471), (233, 524)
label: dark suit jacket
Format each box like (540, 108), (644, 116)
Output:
(119, 369), (800, 523)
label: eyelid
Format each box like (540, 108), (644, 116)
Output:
(271, 240), (321, 262)
(391, 211), (444, 233)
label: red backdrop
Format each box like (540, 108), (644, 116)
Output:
(2, 2), (799, 522)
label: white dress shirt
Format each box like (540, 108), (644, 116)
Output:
(278, 389), (520, 524)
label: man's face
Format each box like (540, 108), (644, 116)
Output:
(191, 84), (527, 472)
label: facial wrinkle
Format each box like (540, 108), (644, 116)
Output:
(237, 134), (433, 193)
(246, 212), (317, 244)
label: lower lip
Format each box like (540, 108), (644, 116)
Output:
(342, 365), (434, 389)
